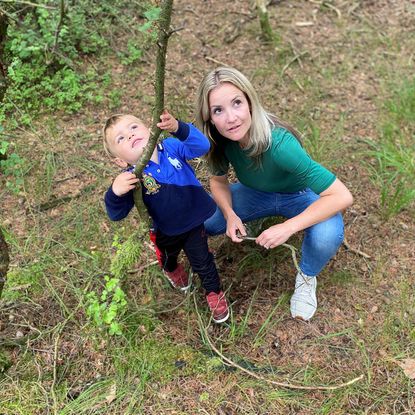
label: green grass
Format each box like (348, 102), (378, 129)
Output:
(366, 77), (415, 219)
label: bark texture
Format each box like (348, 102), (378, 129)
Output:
(0, 229), (9, 298)
(133, 0), (174, 226)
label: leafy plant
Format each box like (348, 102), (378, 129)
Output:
(86, 275), (128, 336)
(0, 134), (25, 194)
(1, 1), (157, 123)
(110, 229), (143, 279)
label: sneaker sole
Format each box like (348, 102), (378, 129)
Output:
(163, 274), (191, 292)
(212, 309), (230, 324)
(293, 315), (308, 322)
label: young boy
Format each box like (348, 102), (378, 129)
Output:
(103, 109), (229, 323)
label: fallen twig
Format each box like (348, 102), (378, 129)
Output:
(50, 326), (61, 415)
(343, 238), (371, 259)
(281, 51), (308, 77)
(193, 292), (364, 390)
(205, 56), (228, 66)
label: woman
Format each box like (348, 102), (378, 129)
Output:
(195, 67), (353, 321)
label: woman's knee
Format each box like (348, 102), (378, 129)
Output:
(305, 213), (344, 255)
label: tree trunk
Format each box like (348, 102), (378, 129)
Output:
(256, 0), (273, 43)
(0, 13), (10, 298)
(0, 12), (8, 103)
(0, 228), (9, 298)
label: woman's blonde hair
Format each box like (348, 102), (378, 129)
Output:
(195, 67), (300, 171)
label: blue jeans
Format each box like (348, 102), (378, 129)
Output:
(204, 183), (344, 277)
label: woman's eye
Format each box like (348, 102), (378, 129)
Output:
(213, 108), (222, 115)
(117, 136), (124, 143)
(131, 125), (138, 130)
(234, 99), (242, 106)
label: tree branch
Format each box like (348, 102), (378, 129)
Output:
(132, 0), (174, 226)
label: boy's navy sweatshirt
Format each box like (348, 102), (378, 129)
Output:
(104, 121), (216, 236)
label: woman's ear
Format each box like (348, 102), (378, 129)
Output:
(113, 157), (128, 168)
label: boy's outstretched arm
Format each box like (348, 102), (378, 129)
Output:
(157, 108), (210, 159)
(157, 109), (178, 133)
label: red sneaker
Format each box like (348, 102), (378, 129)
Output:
(164, 264), (191, 292)
(149, 229), (163, 267)
(206, 291), (229, 323)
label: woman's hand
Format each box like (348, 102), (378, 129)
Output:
(225, 213), (247, 243)
(255, 222), (296, 249)
(112, 172), (140, 196)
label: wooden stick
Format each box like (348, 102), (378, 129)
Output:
(193, 293), (364, 391)
(343, 238), (371, 259)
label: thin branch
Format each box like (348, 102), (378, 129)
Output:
(0, 0), (55, 9)
(343, 238), (371, 259)
(205, 56), (228, 66)
(50, 327), (61, 415)
(51, 0), (65, 56)
(132, 0), (174, 226)
(193, 292), (364, 391)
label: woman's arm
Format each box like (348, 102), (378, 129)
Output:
(256, 178), (353, 249)
(210, 175), (247, 242)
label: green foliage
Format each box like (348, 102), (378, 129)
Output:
(367, 77), (415, 219)
(139, 7), (161, 38)
(0, 126), (25, 193)
(118, 39), (143, 66)
(117, 7), (160, 65)
(2, 263), (44, 301)
(0, 147), (25, 194)
(85, 228), (144, 336)
(86, 275), (128, 336)
(110, 229), (143, 278)
(1, 1), (160, 123)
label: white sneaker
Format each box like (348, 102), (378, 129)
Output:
(290, 272), (317, 321)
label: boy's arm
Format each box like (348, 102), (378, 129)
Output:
(157, 109), (210, 159)
(172, 122), (210, 160)
(104, 171), (139, 220)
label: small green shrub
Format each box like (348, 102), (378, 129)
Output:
(86, 275), (128, 336)
(1, 1), (159, 123)
(0, 135), (25, 194)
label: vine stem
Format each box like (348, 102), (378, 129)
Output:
(238, 234), (301, 273)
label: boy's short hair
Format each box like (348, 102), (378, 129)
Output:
(102, 114), (125, 157)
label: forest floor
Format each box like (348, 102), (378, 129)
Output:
(1, 0), (415, 414)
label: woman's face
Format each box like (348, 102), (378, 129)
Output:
(208, 82), (252, 147)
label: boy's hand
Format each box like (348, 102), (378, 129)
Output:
(157, 109), (178, 133)
(112, 171), (140, 196)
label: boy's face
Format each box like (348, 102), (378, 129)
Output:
(107, 115), (150, 167)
